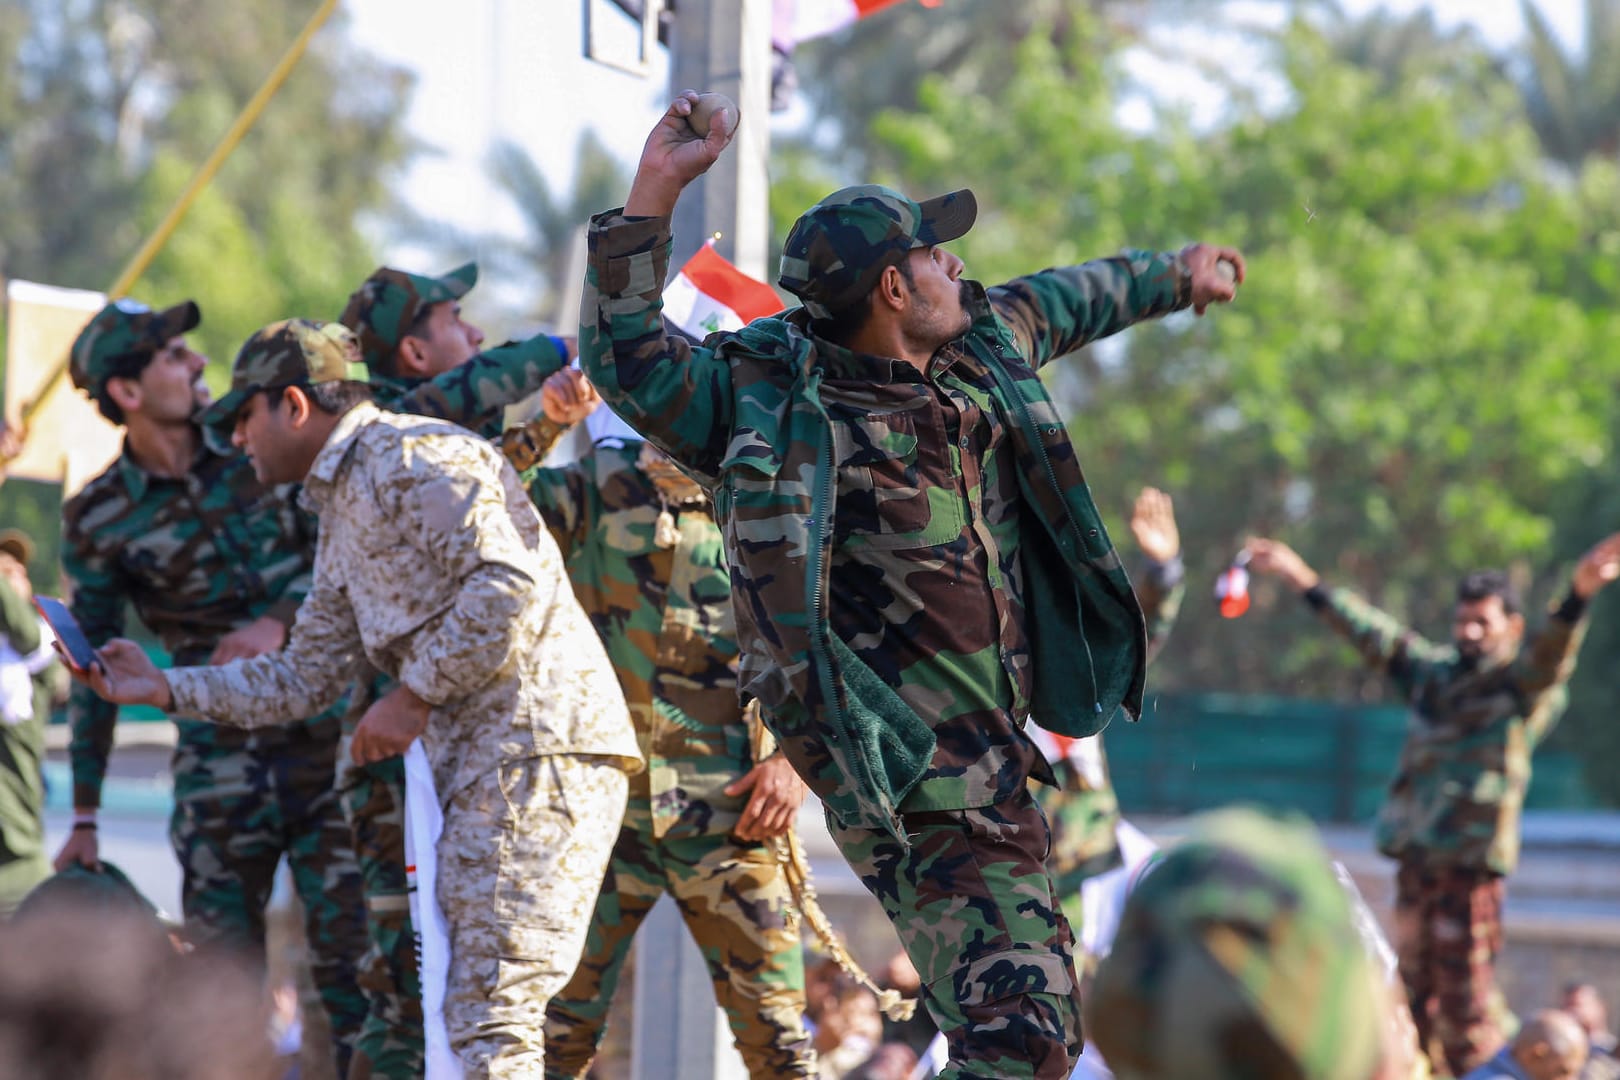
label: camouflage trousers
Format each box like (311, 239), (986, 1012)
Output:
(542, 803), (814, 1079)
(169, 720), (368, 1077)
(439, 754), (627, 1080)
(827, 787), (1083, 1080)
(338, 752), (424, 1080)
(1393, 859), (1507, 1078)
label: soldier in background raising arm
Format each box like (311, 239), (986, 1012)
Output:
(1246, 531), (1620, 1079)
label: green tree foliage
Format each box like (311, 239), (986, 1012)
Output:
(784, 9), (1620, 800)
(0, 0), (414, 366)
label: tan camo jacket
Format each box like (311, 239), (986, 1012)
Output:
(167, 403), (641, 804)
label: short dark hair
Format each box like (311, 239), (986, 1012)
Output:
(92, 349), (160, 425)
(1456, 570), (1521, 616)
(810, 258), (916, 347)
(264, 380), (374, 417)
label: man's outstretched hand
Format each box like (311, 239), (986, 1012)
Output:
(63, 638), (173, 711)
(624, 91), (739, 218)
(1572, 531), (1620, 599)
(1130, 487), (1180, 565)
(1179, 243), (1246, 315)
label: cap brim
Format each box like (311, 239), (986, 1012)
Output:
(151, 300), (202, 344)
(196, 386), (252, 436)
(915, 189), (977, 246)
(441, 262), (478, 300)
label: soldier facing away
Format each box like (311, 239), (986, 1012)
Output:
(1245, 532), (1620, 1078)
(577, 91), (1243, 1080)
(78, 319), (641, 1080)
(509, 375), (816, 1079)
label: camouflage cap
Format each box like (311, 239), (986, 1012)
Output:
(1088, 807), (1384, 1080)
(196, 319), (367, 435)
(778, 185), (977, 319)
(69, 298), (201, 396)
(339, 261), (478, 369)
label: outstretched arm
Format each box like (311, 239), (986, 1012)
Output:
(579, 93), (742, 482)
(1515, 532), (1620, 744)
(989, 244), (1243, 371)
(397, 333), (573, 440)
(1246, 537), (1448, 691)
(1130, 487), (1185, 663)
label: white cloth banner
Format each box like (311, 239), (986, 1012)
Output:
(403, 741), (462, 1079)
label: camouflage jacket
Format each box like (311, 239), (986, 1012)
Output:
(525, 438), (753, 840)
(0, 576), (54, 863)
(65, 340), (568, 809)
(366, 332), (569, 442)
(1308, 585), (1588, 874)
(167, 404), (641, 805)
(582, 210), (1193, 841)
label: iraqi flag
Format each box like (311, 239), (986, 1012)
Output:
(661, 241), (784, 339)
(785, 0), (938, 45)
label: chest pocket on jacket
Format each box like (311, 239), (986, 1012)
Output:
(832, 411), (963, 551)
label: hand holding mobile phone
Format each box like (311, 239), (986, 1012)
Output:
(33, 596), (100, 673)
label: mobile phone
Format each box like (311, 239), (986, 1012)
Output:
(32, 596), (99, 673)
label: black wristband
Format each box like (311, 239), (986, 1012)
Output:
(1555, 590), (1588, 623)
(71, 821), (97, 831)
(1302, 583), (1330, 611)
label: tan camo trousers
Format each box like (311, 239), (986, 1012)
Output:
(438, 754), (628, 1079)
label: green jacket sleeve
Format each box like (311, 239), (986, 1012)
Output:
(1305, 585), (1451, 695)
(0, 577), (39, 655)
(62, 525), (128, 810)
(579, 211), (735, 479)
(396, 334), (570, 441)
(1135, 555), (1186, 664)
(1514, 591), (1589, 746)
(987, 250), (1192, 371)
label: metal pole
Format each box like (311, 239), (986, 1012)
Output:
(630, 2), (773, 1078)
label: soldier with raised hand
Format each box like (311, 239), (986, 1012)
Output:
(77, 319), (640, 1080)
(337, 262), (580, 1077)
(506, 373), (815, 1079)
(1245, 531), (1620, 1078)
(577, 91), (1244, 1080)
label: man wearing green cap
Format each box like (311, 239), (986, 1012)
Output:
(576, 92), (1245, 1080)
(338, 261), (582, 1076)
(82, 318), (641, 1080)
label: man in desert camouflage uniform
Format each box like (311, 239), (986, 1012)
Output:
(59, 299), (568, 1078)
(577, 93), (1244, 1080)
(1088, 806), (1400, 1080)
(1033, 487), (1185, 938)
(504, 379), (815, 1079)
(1246, 533), (1620, 1077)
(336, 261), (577, 1077)
(82, 318), (641, 1080)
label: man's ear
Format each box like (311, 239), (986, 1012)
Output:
(875, 264), (908, 313)
(1508, 612), (1526, 639)
(393, 337), (430, 379)
(283, 385), (315, 428)
(105, 375), (142, 414)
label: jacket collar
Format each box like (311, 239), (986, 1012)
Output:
(115, 424), (215, 502)
(301, 401), (381, 513)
